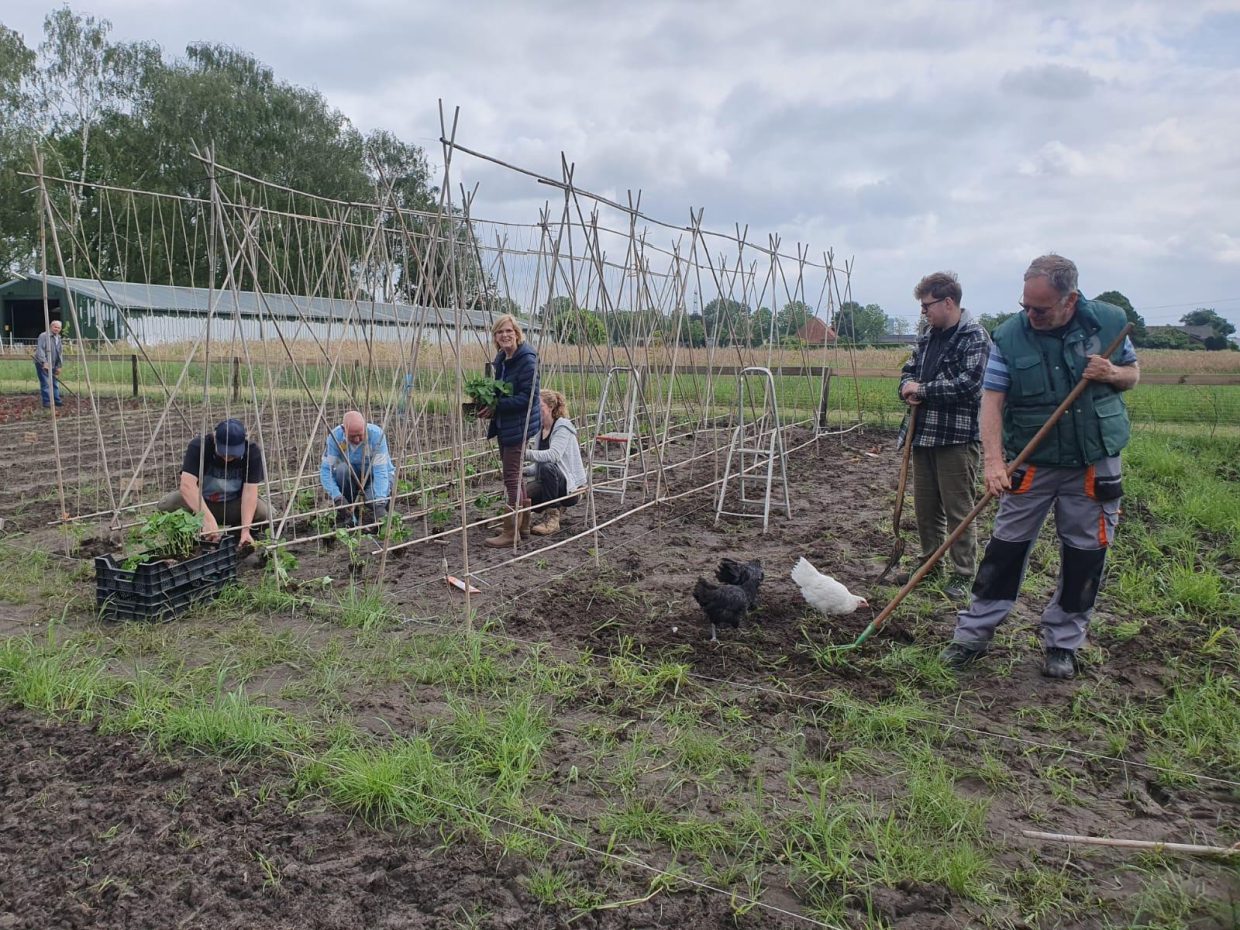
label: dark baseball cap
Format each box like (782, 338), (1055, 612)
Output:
(214, 418), (248, 458)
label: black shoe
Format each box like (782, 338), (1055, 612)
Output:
(940, 641), (988, 670)
(1042, 647), (1077, 679)
(944, 575), (972, 601)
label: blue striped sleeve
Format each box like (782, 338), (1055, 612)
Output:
(982, 343), (1010, 392)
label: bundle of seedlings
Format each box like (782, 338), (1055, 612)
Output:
(463, 375), (512, 414)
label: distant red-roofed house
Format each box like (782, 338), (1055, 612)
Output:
(795, 317), (832, 345)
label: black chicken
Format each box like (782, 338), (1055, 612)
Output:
(715, 557), (764, 605)
(693, 558), (764, 642)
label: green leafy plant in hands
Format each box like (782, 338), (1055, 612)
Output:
(464, 375), (513, 408)
(123, 511), (204, 569)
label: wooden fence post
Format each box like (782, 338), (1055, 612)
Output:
(817, 366), (832, 430)
(131, 354), (138, 398)
(231, 357), (241, 402)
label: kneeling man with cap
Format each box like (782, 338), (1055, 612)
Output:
(159, 418), (270, 549)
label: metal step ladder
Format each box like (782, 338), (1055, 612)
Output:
(715, 366), (791, 531)
(589, 366), (650, 504)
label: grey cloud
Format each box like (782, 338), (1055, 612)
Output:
(1000, 64), (1101, 99)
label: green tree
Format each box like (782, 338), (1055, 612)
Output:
(0, 25), (37, 274)
(33, 8), (159, 182)
(834, 301), (892, 344)
(1, 9), (443, 299)
(977, 311), (1017, 334)
(1094, 290), (1146, 340)
(702, 297), (750, 346)
(750, 306), (773, 347)
(541, 296), (604, 345)
(1140, 327), (1199, 350)
(1181, 308), (1235, 340)
(677, 314), (706, 348)
(775, 300), (814, 341)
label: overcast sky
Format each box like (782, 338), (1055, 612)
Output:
(5, 0), (1240, 327)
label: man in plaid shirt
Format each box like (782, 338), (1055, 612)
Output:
(896, 271), (991, 599)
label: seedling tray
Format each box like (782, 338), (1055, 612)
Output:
(96, 537), (238, 622)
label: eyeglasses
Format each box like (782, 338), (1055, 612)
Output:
(919, 297), (947, 312)
(1019, 295), (1066, 314)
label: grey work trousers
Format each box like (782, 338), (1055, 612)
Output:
(158, 490), (272, 530)
(952, 456), (1122, 652)
(912, 441), (981, 578)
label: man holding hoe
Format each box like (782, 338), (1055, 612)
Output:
(941, 255), (1140, 679)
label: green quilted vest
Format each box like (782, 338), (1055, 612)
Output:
(992, 298), (1132, 468)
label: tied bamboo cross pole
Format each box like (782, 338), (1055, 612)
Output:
(838, 322), (1134, 651)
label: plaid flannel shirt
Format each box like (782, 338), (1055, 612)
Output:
(896, 310), (991, 448)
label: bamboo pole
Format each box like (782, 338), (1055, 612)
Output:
(1022, 830), (1240, 858)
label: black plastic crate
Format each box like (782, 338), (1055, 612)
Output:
(96, 537), (239, 622)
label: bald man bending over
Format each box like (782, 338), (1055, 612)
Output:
(320, 411), (395, 527)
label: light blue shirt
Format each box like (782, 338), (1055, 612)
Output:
(984, 337), (1137, 392)
(319, 423), (393, 500)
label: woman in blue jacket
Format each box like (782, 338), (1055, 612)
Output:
(479, 313), (540, 547)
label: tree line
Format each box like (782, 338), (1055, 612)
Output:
(0, 7), (484, 304)
(537, 297), (910, 348)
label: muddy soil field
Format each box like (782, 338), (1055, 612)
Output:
(1, 406), (1237, 929)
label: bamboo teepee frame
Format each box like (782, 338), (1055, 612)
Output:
(15, 104), (866, 596)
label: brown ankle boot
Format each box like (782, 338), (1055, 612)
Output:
(518, 507), (532, 540)
(484, 513), (517, 548)
(531, 508), (562, 536)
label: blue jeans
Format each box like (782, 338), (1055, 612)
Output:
(333, 462), (374, 504)
(35, 363), (62, 406)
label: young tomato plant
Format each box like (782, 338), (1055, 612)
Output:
(123, 511), (205, 569)
(464, 375), (512, 408)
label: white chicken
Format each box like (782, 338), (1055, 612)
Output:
(791, 557), (869, 615)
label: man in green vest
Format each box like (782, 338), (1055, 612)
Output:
(940, 254), (1140, 679)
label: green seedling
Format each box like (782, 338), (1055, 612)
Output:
(293, 488), (316, 513)
(378, 514), (411, 543)
(473, 491), (502, 512)
(122, 510), (205, 569)
(333, 528), (364, 569)
(262, 545), (298, 587)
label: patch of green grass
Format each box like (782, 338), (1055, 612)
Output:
(335, 584), (397, 631)
(156, 686), (300, 758)
(607, 638), (690, 701)
(303, 735), (477, 829)
(1151, 672), (1240, 776)
(0, 546), (72, 609)
(0, 629), (112, 717)
(1113, 868), (1212, 930)
(524, 866), (604, 910)
(447, 692), (550, 799)
(599, 800), (734, 857)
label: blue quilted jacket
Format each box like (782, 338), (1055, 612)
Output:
(487, 342), (541, 448)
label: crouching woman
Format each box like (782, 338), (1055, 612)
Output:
(480, 313), (540, 548)
(523, 389), (587, 536)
